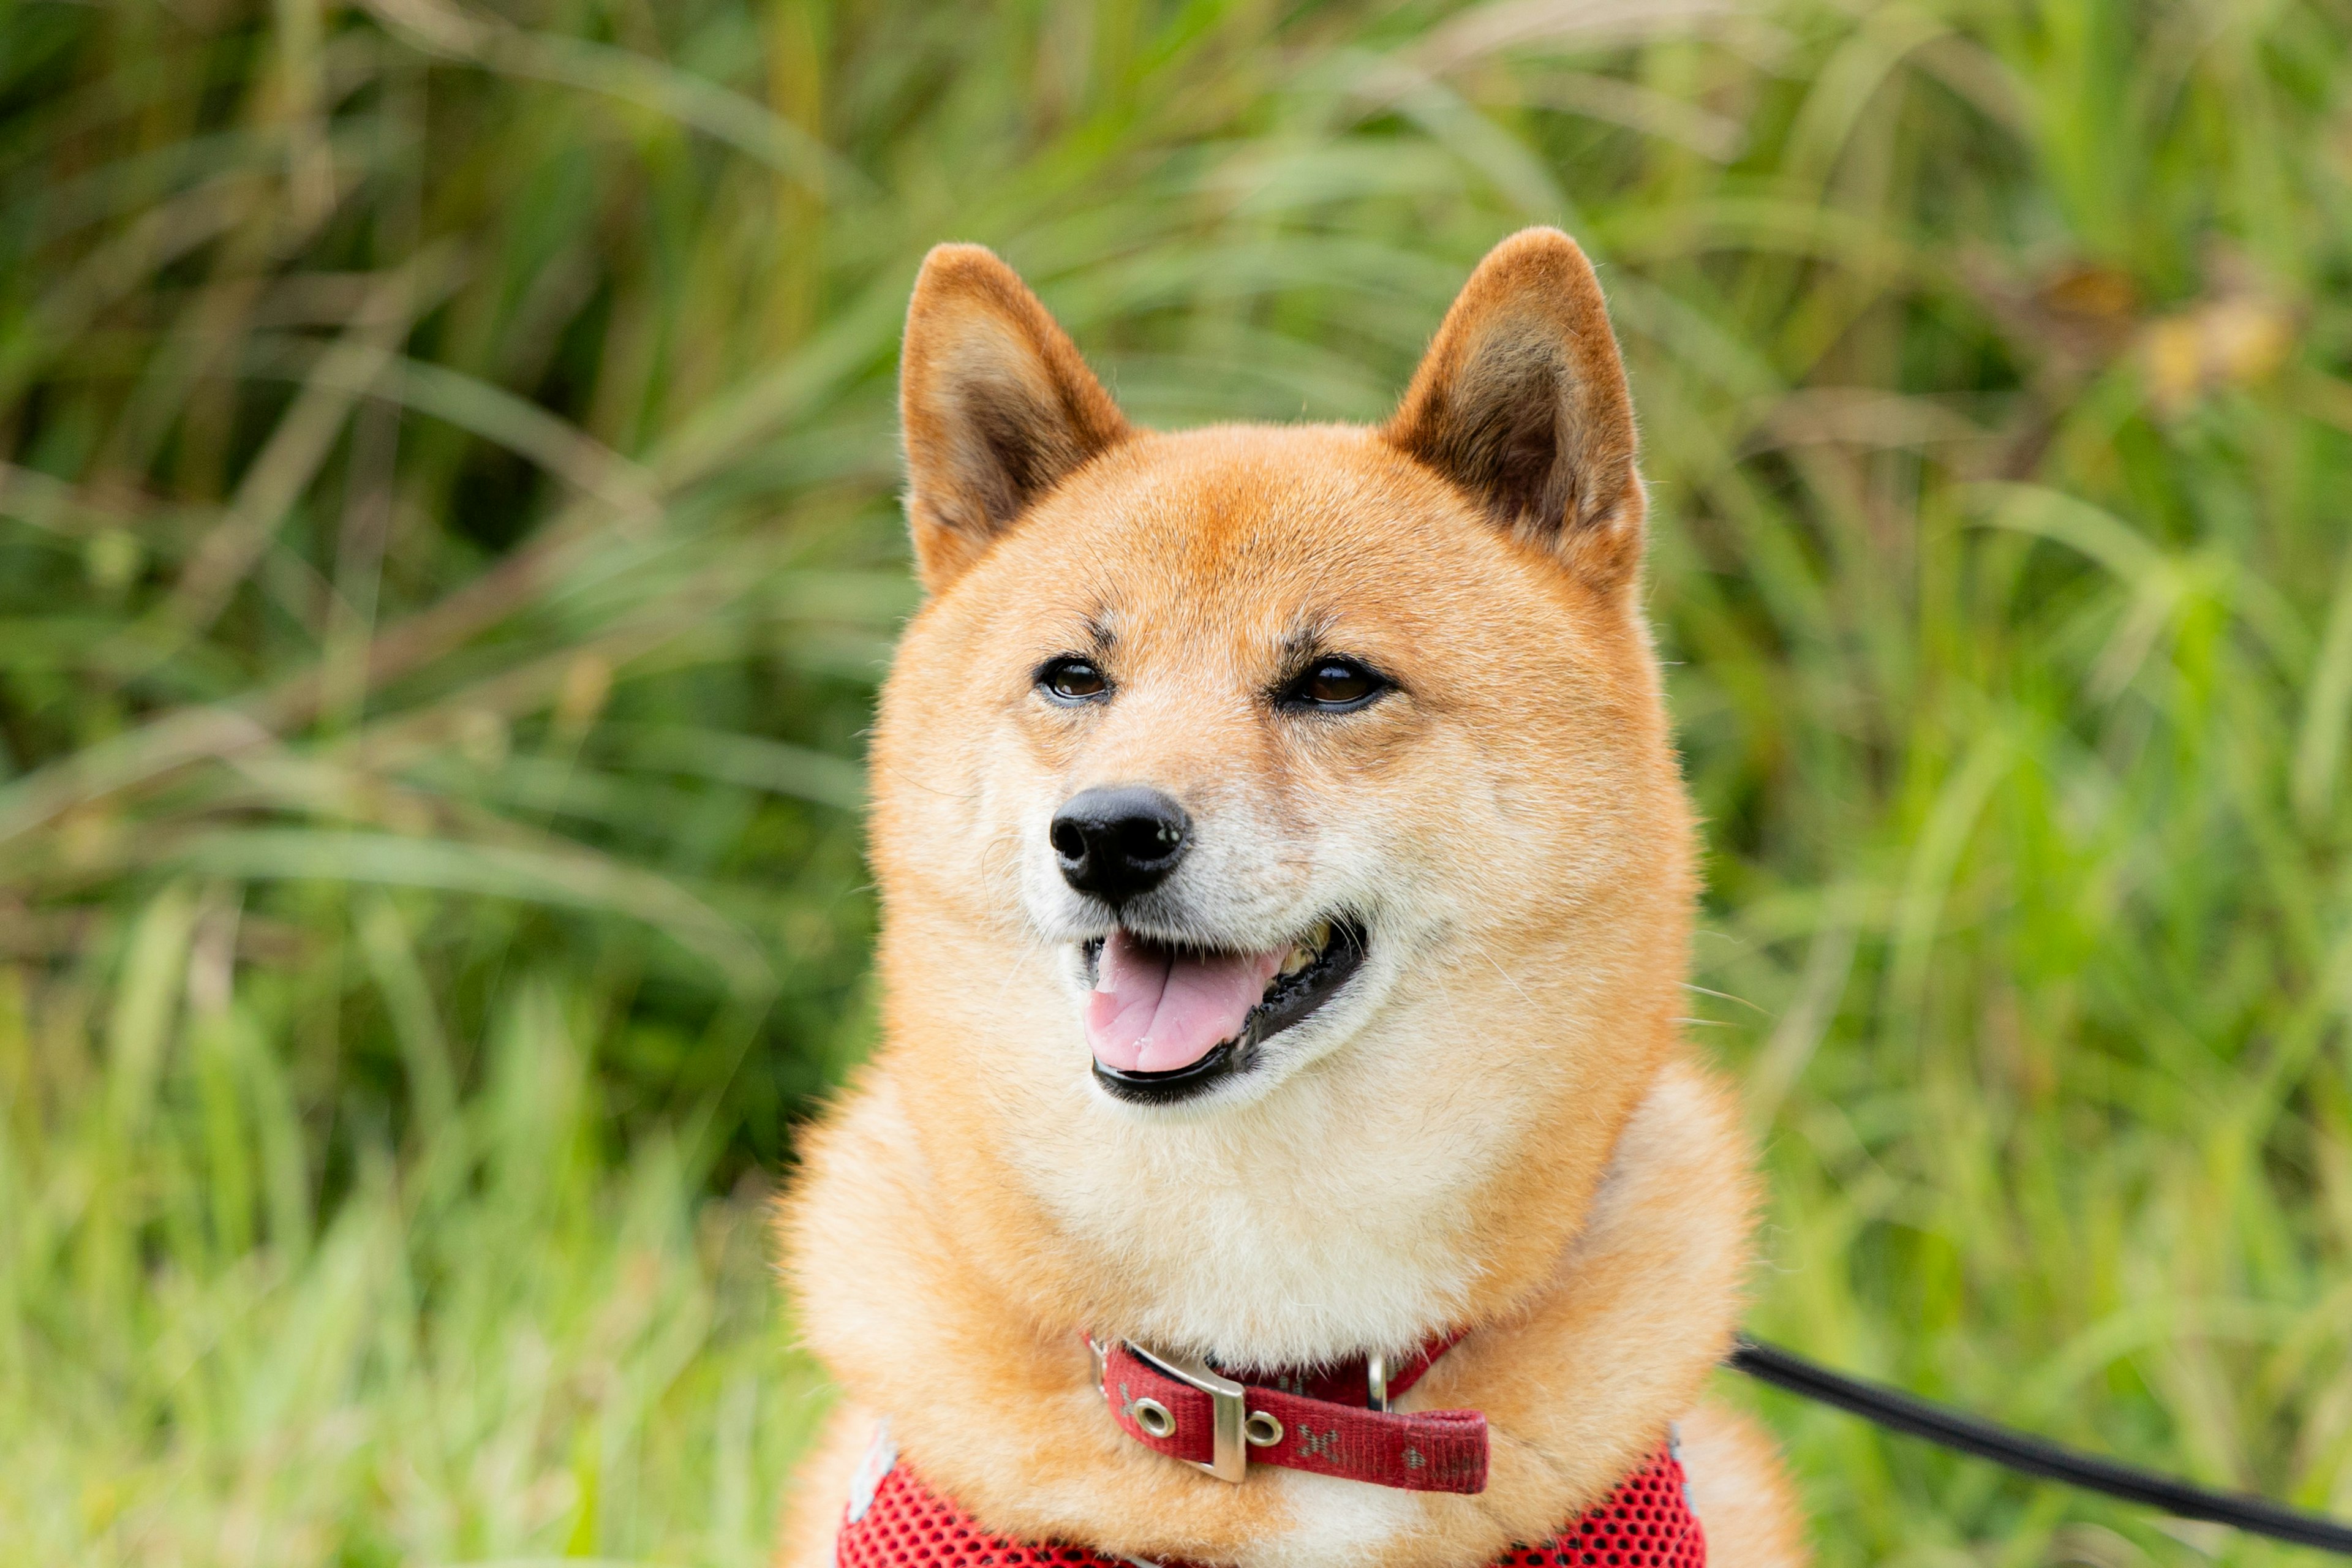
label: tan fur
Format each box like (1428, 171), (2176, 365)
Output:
(777, 230), (1807, 1567)
(1678, 1403), (1810, 1568)
(774, 1403), (882, 1568)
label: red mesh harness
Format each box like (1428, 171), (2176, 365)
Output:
(834, 1336), (1706, 1567)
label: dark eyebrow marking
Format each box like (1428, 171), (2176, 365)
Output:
(1084, 614), (1117, 654)
(1280, 612), (1343, 663)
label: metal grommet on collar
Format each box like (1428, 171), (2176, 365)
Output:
(1244, 1411), (1283, 1447)
(1120, 1342), (1250, 1481)
(1132, 1398), (1175, 1439)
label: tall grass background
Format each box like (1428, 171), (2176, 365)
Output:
(2, 0), (2349, 1562)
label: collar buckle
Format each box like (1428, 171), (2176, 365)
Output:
(1088, 1332), (1488, 1495)
(1091, 1337), (1250, 1482)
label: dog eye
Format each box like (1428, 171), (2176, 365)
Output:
(1038, 657), (1109, 703)
(1291, 658), (1387, 710)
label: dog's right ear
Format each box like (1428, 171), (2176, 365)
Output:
(898, 244), (1129, 593)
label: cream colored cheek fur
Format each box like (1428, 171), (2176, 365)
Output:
(1011, 1008), (1516, 1365)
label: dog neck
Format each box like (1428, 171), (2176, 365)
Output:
(884, 920), (1695, 1371)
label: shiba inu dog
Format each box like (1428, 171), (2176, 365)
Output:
(777, 229), (1806, 1568)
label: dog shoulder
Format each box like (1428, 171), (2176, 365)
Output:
(777, 1068), (944, 1389)
(1392, 1054), (1759, 1551)
(1676, 1400), (1810, 1568)
(772, 1401), (883, 1568)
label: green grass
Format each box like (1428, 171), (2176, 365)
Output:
(2, 0), (2350, 1563)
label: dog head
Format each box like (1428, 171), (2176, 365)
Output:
(869, 230), (1692, 1133)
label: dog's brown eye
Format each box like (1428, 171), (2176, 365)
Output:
(1039, 658), (1109, 703)
(1307, 664), (1370, 703)
(1291, 658), (1387, 710)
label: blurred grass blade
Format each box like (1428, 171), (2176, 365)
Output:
(357, 0), (862, 195)
(601, 725), (864, 812)
(172, 829), (774, 992)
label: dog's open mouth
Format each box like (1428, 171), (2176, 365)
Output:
(1081, 917), (1368, 1103)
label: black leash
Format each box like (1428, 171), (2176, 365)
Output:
(1729, 1338), (2352, 1553)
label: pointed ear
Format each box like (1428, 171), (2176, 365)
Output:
(1383, 228), (1644, 591)
(898, 244), (1131, 592)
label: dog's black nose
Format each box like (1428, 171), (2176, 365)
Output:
(1051, 786), (1189, 905)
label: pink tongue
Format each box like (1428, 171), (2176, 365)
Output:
(1085, 930), (1286, 1073)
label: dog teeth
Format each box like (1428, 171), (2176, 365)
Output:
(1279, 922), (1333, 979)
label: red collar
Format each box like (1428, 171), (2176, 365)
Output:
(1090, 1334), (1489, 1493)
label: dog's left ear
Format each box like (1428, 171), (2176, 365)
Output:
(1384, 228), (1643, 592)
(899, 244), (1131, 593)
